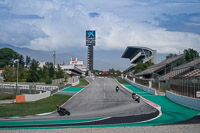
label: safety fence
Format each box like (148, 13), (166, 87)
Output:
(169, 78), (200, 99)
(0, 83), (59, 95)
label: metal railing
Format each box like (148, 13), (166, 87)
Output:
(169, 78), (200, 98)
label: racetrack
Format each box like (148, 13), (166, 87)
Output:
(0, 77), (159, 129)
(62, 77), (158, 119)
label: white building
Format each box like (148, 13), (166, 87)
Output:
(39, 62), (46, 68)
(69, 58), (87, 75)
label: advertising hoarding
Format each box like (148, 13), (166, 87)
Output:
(86, 30), (95, 46)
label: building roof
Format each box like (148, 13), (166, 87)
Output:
(121, 46), (156, 64)
(124, 65), (135, 72)
(161, 68), (187, 80)
(122, 46), (153, 58)
(60, 65), (82, 74)
(135, 54), (184, 76)
(174, 57), (200, 70)
(160, 57), (200, 80)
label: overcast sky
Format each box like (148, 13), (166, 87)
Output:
(0, 0), (200, 54)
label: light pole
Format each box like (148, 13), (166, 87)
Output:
(15, 59), (20, 94)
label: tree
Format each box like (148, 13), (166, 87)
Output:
(25, 56), (31, 67)
(134, 61), (153, 74)
(44, 62), (55, 79)
(27, 59), (40, 82)
(0, 48), (18, 68)
(166, 53), (177, 59)
(184, 48), (199, 62)
(2, 66), (16, 82)
(56, 64), (64, 79)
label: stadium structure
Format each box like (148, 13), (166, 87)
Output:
(135, 54), (185, 79)
(121, 46), (157, 76)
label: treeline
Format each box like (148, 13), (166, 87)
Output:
(166, 48), (199, 61)
(0, 48), (68, 84)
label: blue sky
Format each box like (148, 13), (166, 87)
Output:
(0, 0), (200, 63)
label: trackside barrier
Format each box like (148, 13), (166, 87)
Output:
(166, 91), (200, 111)
(16, 91), (51, 102)
(24, 91), (51, 102)
(125, 78), (157, 95)
(36, 85), (58, 91)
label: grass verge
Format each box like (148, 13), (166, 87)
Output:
(73, 78), (89, 88)
(0, 93), (16, 100)
(116, 77), (129, 84)
(0, 94), (71, 117)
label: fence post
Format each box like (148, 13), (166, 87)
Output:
(194, 81), (196, 98)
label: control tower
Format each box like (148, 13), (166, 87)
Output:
(86, 30), (95, 71)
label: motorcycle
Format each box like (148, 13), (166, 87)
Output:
(132, 92), (140, 103)
(57, 106), (70, 116)
(135, 96), (140, 103)
(116, 86), (119, 92)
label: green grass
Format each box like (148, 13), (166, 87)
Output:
(116, 77), (129, 84)
(73, 78), (89, 87)
(0, 94), (71, 117)
(0, 93), (16, 100)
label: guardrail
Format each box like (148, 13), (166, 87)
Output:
(125, 78), (157, 95)
(166, 90), (200, 111)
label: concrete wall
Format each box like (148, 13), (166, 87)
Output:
(125, 78), (156, 95)
(24, 91), (51, 102)
(68, 76), (79, 86)
(166, 91), (200, 111)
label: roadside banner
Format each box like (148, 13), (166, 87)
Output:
(196, 91), (200, 98)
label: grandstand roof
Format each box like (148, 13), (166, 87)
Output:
(161, 68), (187, 80)
(124, 65), (135, 72)
(174, 57), (200, 70)
(121, 46), (156, 64)
(135, 54), (184, 76)
(160, 57), (200, 80)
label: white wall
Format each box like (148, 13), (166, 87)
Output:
(166, 91), (200, 111)
(24, 91), (51, 102)
(125, 78), (156, 95)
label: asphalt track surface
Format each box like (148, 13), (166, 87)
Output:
(0, 77), (159, 129)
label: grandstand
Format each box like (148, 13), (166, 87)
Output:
(122, 46), (157, 64)
(122, 47), (200, 98)
(160, 58), (200, 80)
(182, 69), (200, 78)
(122, 46), (157, 75)
(135, 54), (185, 79)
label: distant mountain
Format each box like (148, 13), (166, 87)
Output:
(0, 44), (130, 70)
(0, 44), (169, 71)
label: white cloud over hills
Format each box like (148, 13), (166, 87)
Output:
(0, 0), (200, 54)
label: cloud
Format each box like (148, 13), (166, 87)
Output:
(153, 13), (200, 35)
(0, 21), (47, 46)
(88, 12), (100, 18)
(0, 0), (200, 55)
(0, 11), (44, 20)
